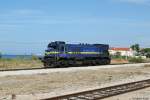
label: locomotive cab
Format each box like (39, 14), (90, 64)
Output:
(45, 41), (66, 56)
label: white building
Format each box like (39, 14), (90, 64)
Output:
(109, 47), (135, 57)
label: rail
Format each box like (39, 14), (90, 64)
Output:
(42, 79), (150, 100)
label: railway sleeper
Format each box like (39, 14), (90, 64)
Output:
(84, 94), (99, 99)
(68, 97), (83, 100)
(79, 96), (95, 100)
(92, 94), (104, 98)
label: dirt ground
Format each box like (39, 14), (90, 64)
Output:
(111, 59), (129, 64)
(0, 64), (150, 99)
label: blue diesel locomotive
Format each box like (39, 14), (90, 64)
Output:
(42, 41), (111, 68)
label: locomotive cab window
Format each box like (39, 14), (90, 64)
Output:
(60, 46), (65, 52)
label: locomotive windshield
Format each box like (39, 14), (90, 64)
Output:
(48, 43), (57, 50)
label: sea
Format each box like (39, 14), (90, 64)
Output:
(1, 55), (43, 59)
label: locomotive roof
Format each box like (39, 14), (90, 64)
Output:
(66, 44), (109, 48)
(48, 41), (109, 47)
(66, 43), (109, 46)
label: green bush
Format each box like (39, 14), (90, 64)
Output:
(0, 52), (2, 59)
(31, 55), (39, 60)
(128, 57), (144, 63)
(111, 55), (128, 60)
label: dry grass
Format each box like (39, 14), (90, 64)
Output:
(0, 58), (43, 70)
(144, 64), (150, 68)
(0, 58), (128, 70)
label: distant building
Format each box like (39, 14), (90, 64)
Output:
(109, 47), (135, 57)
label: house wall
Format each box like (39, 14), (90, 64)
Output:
(109, 49), (135, 57)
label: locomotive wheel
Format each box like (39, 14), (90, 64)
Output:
(106, 59), (111, 64)
(44, 62), (55, 68)
(86, 60), (92, 66)
(95, 59), (101, 65)
(44, 62), (49, 68)
(43, 59), (56, 68)
(71, 60), (78, 67)
(59, 60), (68, 67)
(68, 60), (74, 66)
(102, 59), (111, 65)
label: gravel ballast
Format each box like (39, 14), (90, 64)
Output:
(0, 63), (150, 100)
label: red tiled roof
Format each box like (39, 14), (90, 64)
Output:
(110, 47), (130, 51)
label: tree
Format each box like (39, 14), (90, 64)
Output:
(130, 44), (140, 56)
(141, 48), (150, 58)
(130, 44), (140, 52)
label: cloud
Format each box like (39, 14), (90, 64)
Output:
(11, 9), (43, 15)
(112, 0), (150, 5)
(0, 9), (150, 27)
(0, 9), (45, 17)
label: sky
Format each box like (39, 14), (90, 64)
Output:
(0, 0), (150, 55)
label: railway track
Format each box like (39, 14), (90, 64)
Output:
(0, 63), (133, 72)
(42, 79), (150, 100)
